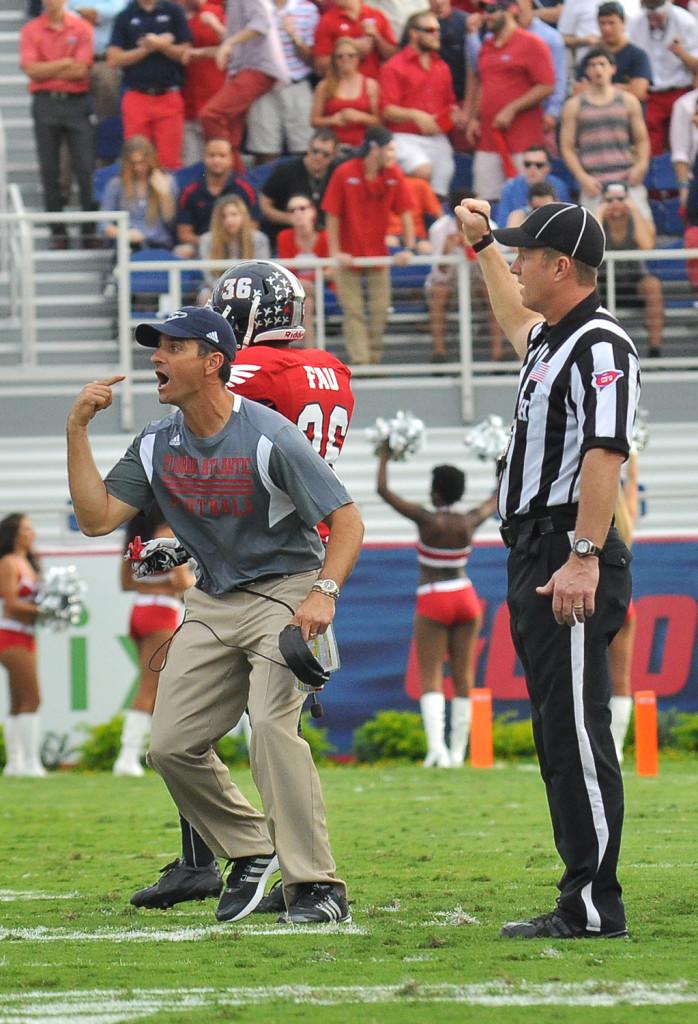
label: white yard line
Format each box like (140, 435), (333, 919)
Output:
(0, 891), (80, 902)
(0, 923), (367, 943)
(0, 981), (696, 1022)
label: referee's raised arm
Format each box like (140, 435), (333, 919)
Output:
(455, 198), (542, 358)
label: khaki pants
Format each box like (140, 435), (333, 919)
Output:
(336, 266), (390, 364)
(148, 572), (344, 904)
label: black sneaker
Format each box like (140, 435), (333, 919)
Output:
(279, 883), (351, 925)
(254, 878), (286, 914)
(215, 852), (279, 922)
(130, 858), (222, 910)
(500, 910), (628, 939)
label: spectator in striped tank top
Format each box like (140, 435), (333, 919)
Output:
(560, 46), (652, 221)
(376, 448), (496, 768)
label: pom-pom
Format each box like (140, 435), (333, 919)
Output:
(464, 414), (510, 462)
(36, 566), (87, 631)
(365, 410), (426, 461)
(632, 408), (649, 453)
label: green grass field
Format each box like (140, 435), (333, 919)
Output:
(1, 760), (697, 1023)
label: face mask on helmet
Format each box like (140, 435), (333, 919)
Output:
(210, 260), (306, 348)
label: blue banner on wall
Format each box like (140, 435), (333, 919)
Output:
(323, 538), (698, 753)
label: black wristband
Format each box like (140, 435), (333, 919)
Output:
(472, 232), (494, 254)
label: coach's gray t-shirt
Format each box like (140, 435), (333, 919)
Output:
(104, 395), (352, 595)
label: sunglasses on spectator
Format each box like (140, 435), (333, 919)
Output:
(523, 160), (548, 168)
(336, 52), (360, 59)
(309, 147), (334, 157)
(480, 5), (501, 13)
(288, 203), (311, 212)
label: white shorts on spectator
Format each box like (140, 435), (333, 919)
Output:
(245, 79), (314, 156)
(393, 132), (455, 198)
(473, 150), (526, 204)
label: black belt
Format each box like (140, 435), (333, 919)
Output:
(131, 86), (178, 96)
(93, 54), (107, 62)
(39, 91), (87, 100)
(500, 505), (578, 549)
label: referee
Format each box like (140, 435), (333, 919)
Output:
(456, 200), (640, 940)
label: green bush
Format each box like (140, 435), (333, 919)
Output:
(492, 712), (537, 759)
(76, 715), (124, 771)
(353, 710), (427, 763)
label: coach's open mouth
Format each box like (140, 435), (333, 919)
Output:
(155, 370), (169, 391)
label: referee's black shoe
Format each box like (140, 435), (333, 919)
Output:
(130, 858), (222, 909)
(278, 883), (351, 925)
(215, 852), (279, 922)
(500, 910), (628, 939)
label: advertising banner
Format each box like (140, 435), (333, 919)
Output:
(1, 539), (695, 757)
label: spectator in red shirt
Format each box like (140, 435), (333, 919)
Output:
(380, 10), (464, 198)
(276, 195), (330, 347)
(20, 0), (95, 249)
(311, 36), (380, 151)
(322, 125), (415, 364)
(466, 0), (554, 203)
(313, 0), (397, 80)
(180, 0), (226, 166)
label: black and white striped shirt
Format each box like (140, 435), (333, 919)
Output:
(497, 291), (641, 522)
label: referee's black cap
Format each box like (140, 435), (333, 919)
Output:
(492, 202), (606, 268)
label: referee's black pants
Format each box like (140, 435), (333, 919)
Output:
(507, 526), (631, 934)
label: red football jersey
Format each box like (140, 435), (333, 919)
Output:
(226, 346), (355, 469)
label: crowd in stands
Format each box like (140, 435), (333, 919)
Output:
(18, 0), (698, 361)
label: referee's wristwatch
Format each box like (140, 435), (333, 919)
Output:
(311, 578), (341, 600)
(572, 537), (600, 558)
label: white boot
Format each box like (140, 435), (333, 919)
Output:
(420, 692), (451, 768)
(3, 716), (26, 777)
(113, 709), (151, 777)
(609, 696), (633, 765)
(449, 696), (472, 766)
(16, 713), (47, 777)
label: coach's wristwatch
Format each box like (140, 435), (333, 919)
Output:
(311, 578), (341, 600)
(572, 537), (601, 558)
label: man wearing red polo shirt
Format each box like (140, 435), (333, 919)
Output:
(380, 10), (464, 199)
(20, 0), (95, 250)
(466, 0), (554, 203)
(313, 0), (397, 80)
(322, 125), (414, 365)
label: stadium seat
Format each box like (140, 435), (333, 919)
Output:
(173, 161), (204, 196)
(92, 162), (119, 205)
(549, 157), (578, 198)
(129, 248), (203, 299)
(95, 116), (123, 164)
(645, 239), (687, 282)
(645, 153), (678, 198)
(243, 156), (293, 194)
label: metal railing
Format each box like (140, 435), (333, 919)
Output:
(2, 203), (698, 432)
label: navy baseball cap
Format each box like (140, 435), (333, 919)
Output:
(135, 306), (237, 360)
(492, 202), (606, 268)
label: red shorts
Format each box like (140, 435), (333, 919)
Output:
(0, 629), (36, 654)
(415, 580), (481, 627)
(129, 598), (181, 641)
